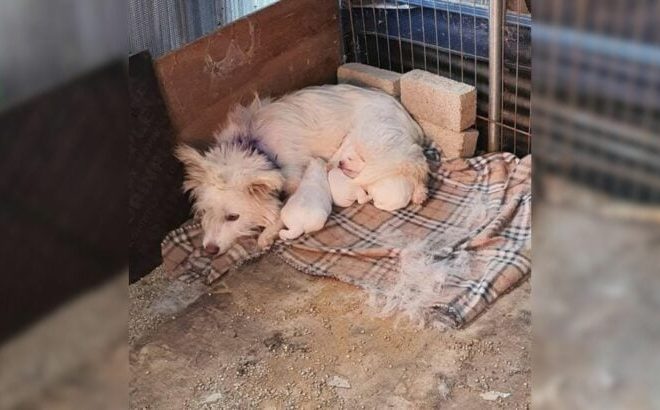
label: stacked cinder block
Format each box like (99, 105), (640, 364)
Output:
(337, 64), (479, 159)
(337, 63), (402, 97)
(400, 69), (478, 159)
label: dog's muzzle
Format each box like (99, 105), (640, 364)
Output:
(204, 243), (220, 255)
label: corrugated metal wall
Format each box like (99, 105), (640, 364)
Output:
(0, 0), (123, 110)
(128, 0), (278, 58)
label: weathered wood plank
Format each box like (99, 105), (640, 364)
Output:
(155, 0), (341, 142)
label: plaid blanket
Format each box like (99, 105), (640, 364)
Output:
(161, 151), (531, 328)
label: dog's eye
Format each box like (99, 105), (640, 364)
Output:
(225, 213), (240, 221)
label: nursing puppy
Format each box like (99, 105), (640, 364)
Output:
(332, 138), (418, 211)
(331, 136), (428, 207)
(328, 167), (370, 207)
(178, 84), (428, 253)
(279, 158), (332, 240)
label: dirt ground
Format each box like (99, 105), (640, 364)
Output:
(8, 177), (657, 409)
(129, 254), (531, 409)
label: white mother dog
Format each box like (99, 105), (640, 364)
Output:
(176, 84), (428, 254)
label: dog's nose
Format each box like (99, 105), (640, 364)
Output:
(338, 160), (344, 168)
(204, 243), (220, 255)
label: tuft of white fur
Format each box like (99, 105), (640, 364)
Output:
(365, 203), (492, 329)
(364, 235), (463, 330)
(279, 158), (333, 240)
(328, 167), (369, 207)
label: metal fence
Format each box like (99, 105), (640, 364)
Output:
(340, 0), (532, 157)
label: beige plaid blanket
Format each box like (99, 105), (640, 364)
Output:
(161, 151), (531, 328)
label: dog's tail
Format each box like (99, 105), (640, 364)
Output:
(279, 227), (304, 241)
(214, 92), (272, 142)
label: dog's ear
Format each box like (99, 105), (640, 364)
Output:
(246, 170), (284, 198)
(175, 144), (207, 193)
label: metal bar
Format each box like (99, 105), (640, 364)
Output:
(445, 2), (452, 78)
(487, 0), (504, 152)
(347, 0), (359, 61)
(359, 0), (370, 64)
(434, 2), (440, 74)
(513, 0), (521, 154)
(477, 115), (531, 137)
(458, 1), (464, 83)
(371, 2), (381, 67)
(473, 0), (478, 87)
(421, 3), (428, 70)
(407, 2), (415, 68)
(498, 8), (504, 151)
(394, 3), (404, 72)
(382, 0), (392, 71)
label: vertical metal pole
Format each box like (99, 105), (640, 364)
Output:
(488, 0), (504, 152)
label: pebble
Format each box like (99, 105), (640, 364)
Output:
(327, 375), (351, 389)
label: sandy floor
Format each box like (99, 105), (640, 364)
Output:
(129, 254), (530, 409)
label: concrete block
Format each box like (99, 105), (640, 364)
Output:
(400, 69), (476, 131)
(337, 63), (402, 96)
(418, 119), (479, 159)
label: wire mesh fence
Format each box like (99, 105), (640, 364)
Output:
(340, 0), (532, 157)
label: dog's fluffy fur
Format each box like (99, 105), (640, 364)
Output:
(328, 167), (370, 207)
(279, 158), (332, 240)
(177, 84), (429, 253)
(215, 84), (428, 196)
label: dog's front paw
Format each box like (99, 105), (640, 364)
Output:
(257, 219), (284, 250)
(357, 191), (371, 205)
(257, 230), (276, 250)
(412, 186), (428, 205)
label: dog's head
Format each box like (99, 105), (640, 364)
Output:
(335, 140), (366, 178)
(175, 143), (284, 255)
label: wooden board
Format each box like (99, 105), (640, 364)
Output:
(155, 0), (342, 142)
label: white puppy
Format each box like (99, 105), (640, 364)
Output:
(328, 167), (370, 207)
(331, 138), (418, 212)
(329, 137), (363, 178)
(279, 158), (332, 240)
(368, 175), (414, 212)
